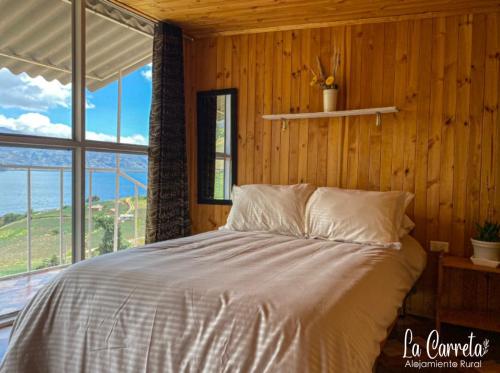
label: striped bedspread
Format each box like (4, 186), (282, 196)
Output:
(0, 230), (425, 373)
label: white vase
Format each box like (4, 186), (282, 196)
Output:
(323, 88), (338, 112)
(471, 238), (500, 261)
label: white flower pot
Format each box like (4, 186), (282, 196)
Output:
(323, 88), (338, 112)
(471, 238), (500, 261)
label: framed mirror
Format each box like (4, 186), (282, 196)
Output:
(197, 88), (237, 205)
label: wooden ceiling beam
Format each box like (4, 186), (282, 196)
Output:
(112, 0), (500, 38)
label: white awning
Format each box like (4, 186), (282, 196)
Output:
(0, 0), (153, 91)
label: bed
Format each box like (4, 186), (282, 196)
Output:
(0, 229), (425, 373)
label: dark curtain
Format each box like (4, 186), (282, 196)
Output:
(197, 95), (217, 200)
(145, 22), (190, 243)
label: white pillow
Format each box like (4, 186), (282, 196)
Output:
(305, 187), (414, 247)
(399, 191), (416, 237)
(399, 215), (416, 238)
(223, 184), (316, 237)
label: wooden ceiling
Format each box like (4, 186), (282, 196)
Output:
(114, 0), (500, 37)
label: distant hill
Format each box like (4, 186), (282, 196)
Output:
(0, 127), (18, 134)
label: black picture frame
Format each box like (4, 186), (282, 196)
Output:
(197, 88), (238, 205)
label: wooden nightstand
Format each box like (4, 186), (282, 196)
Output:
(436, 253), (500, 333)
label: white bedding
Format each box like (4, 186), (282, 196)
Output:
(0, 230), (426, 373)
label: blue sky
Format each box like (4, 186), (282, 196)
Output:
(0, 64), (152, 145)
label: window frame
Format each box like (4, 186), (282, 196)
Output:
(0, 0), (150, 264)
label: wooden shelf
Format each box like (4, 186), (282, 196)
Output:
(440, 308), (500, 333)
(262, 106), (399, 121)
(442, 255), (500, 275)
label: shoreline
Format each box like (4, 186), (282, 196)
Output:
(0, 196), (147, 222)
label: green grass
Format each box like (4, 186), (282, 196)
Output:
(0, 197), (147, 277)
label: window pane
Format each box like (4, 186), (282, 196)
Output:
(0, 146), (72, 277)
(85, 80), (118, 142)
(121, 66), (151, 145)
(214, 159), (225, 200)
(85, 0), (152, 145)
(0, 0), (72, 139)
(85, 151), (148, 258)
(215, 96), (226, 153)
(31, 170), (72, 270)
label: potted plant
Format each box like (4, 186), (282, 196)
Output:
(471, 221), (500, 262)
(310, 50), (340, 112)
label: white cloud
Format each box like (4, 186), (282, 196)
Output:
(86, 131), (147, 145)
(141, 64), (152, 81)
(120, 134), (148, 145)
(0, 68), (94, 111)
(0, 113), (71, 138)
(0, 113), (147, 145)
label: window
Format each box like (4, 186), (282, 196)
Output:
(197, 89), (237, 205)
(0, 0), (153, 281)
(214, 95), (233, 200)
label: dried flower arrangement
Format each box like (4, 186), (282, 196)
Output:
(310, 48), (341, 90)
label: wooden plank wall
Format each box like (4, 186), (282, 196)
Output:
(183, 13), (500, 317)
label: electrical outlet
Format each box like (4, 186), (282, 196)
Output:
(430, 241), (449, 252)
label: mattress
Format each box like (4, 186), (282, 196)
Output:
(0, 230), (426, 373)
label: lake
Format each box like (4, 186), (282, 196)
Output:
(0, 170), (148, 216)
